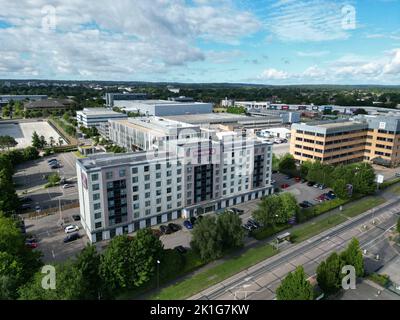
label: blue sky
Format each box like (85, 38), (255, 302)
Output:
(0, 0), (399, 84)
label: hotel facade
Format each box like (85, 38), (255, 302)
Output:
(77, 126), (273, 243)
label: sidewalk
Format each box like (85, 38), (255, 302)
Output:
(138, 187), (397, 299)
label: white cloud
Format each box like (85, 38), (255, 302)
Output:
(0, 0), (260, 79)
(256, 49), (400, 84)
(258, 68), (289, 80)
(266, 0), (353, 42)
(297, 50), (330, 57)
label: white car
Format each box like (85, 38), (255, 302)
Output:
(62, 183), (73, 189)
(64, 225), (79, 234)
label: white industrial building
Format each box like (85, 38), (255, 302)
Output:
(76, 108), (127, 128)
(113, 99), (213, 116)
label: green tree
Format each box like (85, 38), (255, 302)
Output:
(191, 215), (222, 262)
(2, 105), (10, 118)
(217, 211), (245, 250)
(22, 146), (39, 161)
(31, 131), (41, 149)
(278, 153), (296, 175)
(340, 238), (364, 277)
(332, 178), (349, 199)
(75, 244), (103, 299)
(253, 194), (283, 228)
(352, 163), (376, 195)
(0, 170), (20, 215)
(130, 228), (164, 287)
(279, 193), (298, 223)
(99, 235), (133, 293)
(300, 160), (312, 179)
(0, 136), (18, 150)
(316, 252), (345, 295)
(397, 217), (400, 234)
(276, 266), (314, 300)
(39, 135), (47, 148)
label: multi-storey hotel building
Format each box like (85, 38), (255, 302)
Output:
(290, 115), (400, 167)
(77, 129), (273, 243)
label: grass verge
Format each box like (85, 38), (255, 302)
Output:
(150, 244), (277, 300)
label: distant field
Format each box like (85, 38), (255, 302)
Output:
(0, 121), (66, 148)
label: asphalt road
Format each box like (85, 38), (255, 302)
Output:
(190, 198), (400, 300)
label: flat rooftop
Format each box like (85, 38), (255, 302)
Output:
(110, 116), (198, 134)
(116, 99), (210, 106)
(78, 108), (127, 116)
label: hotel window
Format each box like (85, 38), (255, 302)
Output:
(167, 179), (172, 185)
(177, 168), (182, 175)
(156, 164), (161, 170)
(144, 165), (149, 172)
(106, 172), (113, 179)
(94, 212), (101, 220)
(94, 203), (101, 211)
(156, 172), (161, 179)
(132, 167), (138, 174)
(133, 195), (139, 201)
(119, 169), (126, 177)
(167, 171), (172, 177)
(157, 207), (162, 213)
(145, 200), (151, 207)
(156, 181), (161, 187)
(134, 211), (140, 218)
(177, 193), (181, 199)
(91, 173), (99, 181)
(95, 222), (102, 229)
(132, 176), (138, 183)
(177, 177), (182, 183)
(107, 182), (113, 189)
(145, 209), (151, 216)
(156, 190), (162, 196)
(93, 193), (100, 201)
(145, 183), (150, 189)
(156, 198), (161, 204)
(133, 203), (140, 210)
(145, 192), (151, 198)
(92, 184), (100, 191)
(144, 175), (150, 181)
(133, 186), (138, 192)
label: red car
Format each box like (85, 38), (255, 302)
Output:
(295, 177), (301, 182)
(281, 184), (290, 189)
(26, 242), (38, 249)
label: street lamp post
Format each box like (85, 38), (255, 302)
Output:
(156, 260), (161, 291)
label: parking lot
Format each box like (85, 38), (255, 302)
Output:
(24, 207), (88, 263)
(14, 152), (78, 211)
(0, 120), (66, 149)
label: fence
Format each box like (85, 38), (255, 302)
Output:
(21, 199), (79, 219)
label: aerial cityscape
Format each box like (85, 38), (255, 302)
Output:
(0, 0), (400, 311)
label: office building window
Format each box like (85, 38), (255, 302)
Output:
(106, 172), (113, 179)
(93, 193), (100, 201)
(94, 212), (101, 220)
(132, 176), (138, 183)
(156, 164), (161, 170)
(133, 195), (139, 201)
(92, 184), (99, 191)
(134, 211), (140, 218)
(132, 167), (138, 174)
(133, 186), (138, 192)
(94, 203), (101, 211)
(144, 165), (149, 172)
(95, 222), (102, 229)
(91, 173), (99, 181)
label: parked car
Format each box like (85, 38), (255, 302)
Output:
(189, 216), (197, 225)
(20, 197), (33, 203)
(50, 164), (60, 169)
(21, 203), (32, 210)
(281, 183), (289, 189)
(248, 218), (261, 228)
(313, 183), (320, 188)
(242, 224), (252, 232)
(63, 233), (80, 243)
(64, 225), (79, 234)
(230, 207), (245, 215)
(47, 158), (58, 164)
(307, 181), (315, 187)
(62, 183), (73, 189)
(35, 205), (41, 213)
(326, 191), (336, 199)
(25, 237), (37, 244)
(168, 223), (181, 232)
(26, 242), (38, 249)
(159, 225), (172, 235)
(396, 172), (400, 177)
(301, 178), (307, 183)
(174, 245), (187, 254)
(319, 184), (327, 190)
(294, 177), (301, 182)
(183, 220), (193, 230)
(72, 214), (81, 221)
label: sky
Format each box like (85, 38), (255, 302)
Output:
(0, 0), (399, 84)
